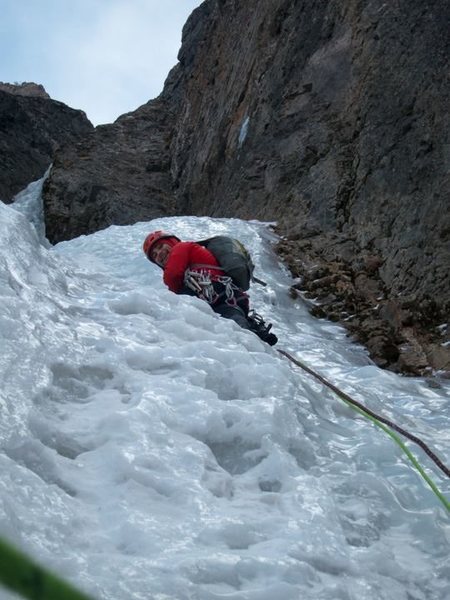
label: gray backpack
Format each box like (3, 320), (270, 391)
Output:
(197, 236), (255, 290)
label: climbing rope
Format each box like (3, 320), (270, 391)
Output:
(0, 536), (93, 600)
(278, 349), (450, 512)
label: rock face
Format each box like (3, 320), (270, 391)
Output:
(43, 98), (175, 242)
(41, 0), (449, 375)
(0, 81), (51, 98)
(0, 83), (93, 202)
(278, 233), (450, 375)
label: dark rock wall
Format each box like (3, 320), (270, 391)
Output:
(171, 0), (449, 306)
(43, 99), (175, 242)
(0, 87), (93, 202)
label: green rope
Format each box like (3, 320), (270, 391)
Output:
(341, 397), (450, 512)
(0, 537), (93, 600)
(278, 349), (450, 512)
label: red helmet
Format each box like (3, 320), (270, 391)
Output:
(143, 231), (180, 262)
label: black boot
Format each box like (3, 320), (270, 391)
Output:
(246, 311), (278, 346)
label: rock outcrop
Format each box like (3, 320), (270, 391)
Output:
(40, 0), (449, 374)
(0, 81), (51, 98)
(43, 98), (175, 242)
(277, 232), (450, 375)
(0, 83), (93, 202)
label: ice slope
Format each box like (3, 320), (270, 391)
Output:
(0, 181), (449, 599)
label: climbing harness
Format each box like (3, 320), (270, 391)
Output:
(277, 349), (450, 512)
(184, 269), (242, 307)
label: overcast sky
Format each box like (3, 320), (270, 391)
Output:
(0, 0), (204, 125)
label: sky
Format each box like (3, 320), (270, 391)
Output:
(0, 177), (448, 599)
(0, 0), (204, 125)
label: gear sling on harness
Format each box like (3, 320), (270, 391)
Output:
(184, 269), (244, 307)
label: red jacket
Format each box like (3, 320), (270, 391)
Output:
(163, 241), (224, 293)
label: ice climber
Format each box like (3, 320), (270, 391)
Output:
(143, 231), (278, 346)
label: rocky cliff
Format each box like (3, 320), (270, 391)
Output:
(0, 81), (50, 98)
(39, 0), (450, 374)
(43, 97), (175, 241)
(0, 83), (93, 202)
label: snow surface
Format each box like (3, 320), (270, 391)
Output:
(1, 179), (449, 600)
